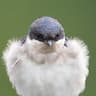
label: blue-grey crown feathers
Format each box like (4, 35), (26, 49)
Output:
(30, 16), (64, 34)
(28, 16), (65, 41)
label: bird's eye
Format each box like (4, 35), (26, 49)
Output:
(56, 34), (59, 38)
(37, 34), (42, 38)
(37, 34), (44, 41)
(54, 33), (60, 41)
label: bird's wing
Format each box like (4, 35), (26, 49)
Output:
(66, 38), (89, 67)
(61, 38), (89, 95)
(3, 40), (22, 71)
(64, 37), (68, 47)
(21, 35), (27, 44)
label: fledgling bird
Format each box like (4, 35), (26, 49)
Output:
(3, 16), (89, 96)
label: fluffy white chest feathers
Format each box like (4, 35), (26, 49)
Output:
(3, 38), (89, 96)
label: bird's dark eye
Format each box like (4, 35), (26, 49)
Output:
(56, 34), (59, 38)
(36, 33), (44, 41)
(37, 34), (42, 38)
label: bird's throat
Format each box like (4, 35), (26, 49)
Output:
(39, 43), (56, 54)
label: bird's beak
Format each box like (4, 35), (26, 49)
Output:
(47, 40), (54, 47)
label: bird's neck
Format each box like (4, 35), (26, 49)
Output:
(25, 38), (57, 54)
(39, 44), (56, 54)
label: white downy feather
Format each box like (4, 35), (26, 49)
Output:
(3, 37), (89, 96)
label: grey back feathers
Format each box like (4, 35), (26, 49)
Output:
(29, 16), (64, 42)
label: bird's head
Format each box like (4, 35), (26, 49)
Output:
(29, 16), (65, 47)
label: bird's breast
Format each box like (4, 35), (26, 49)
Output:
(11, 55), (84, 96)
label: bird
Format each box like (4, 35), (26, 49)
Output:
(3, 16), (89, 96)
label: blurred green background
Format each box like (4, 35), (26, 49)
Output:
(0, 0), (96, 96)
